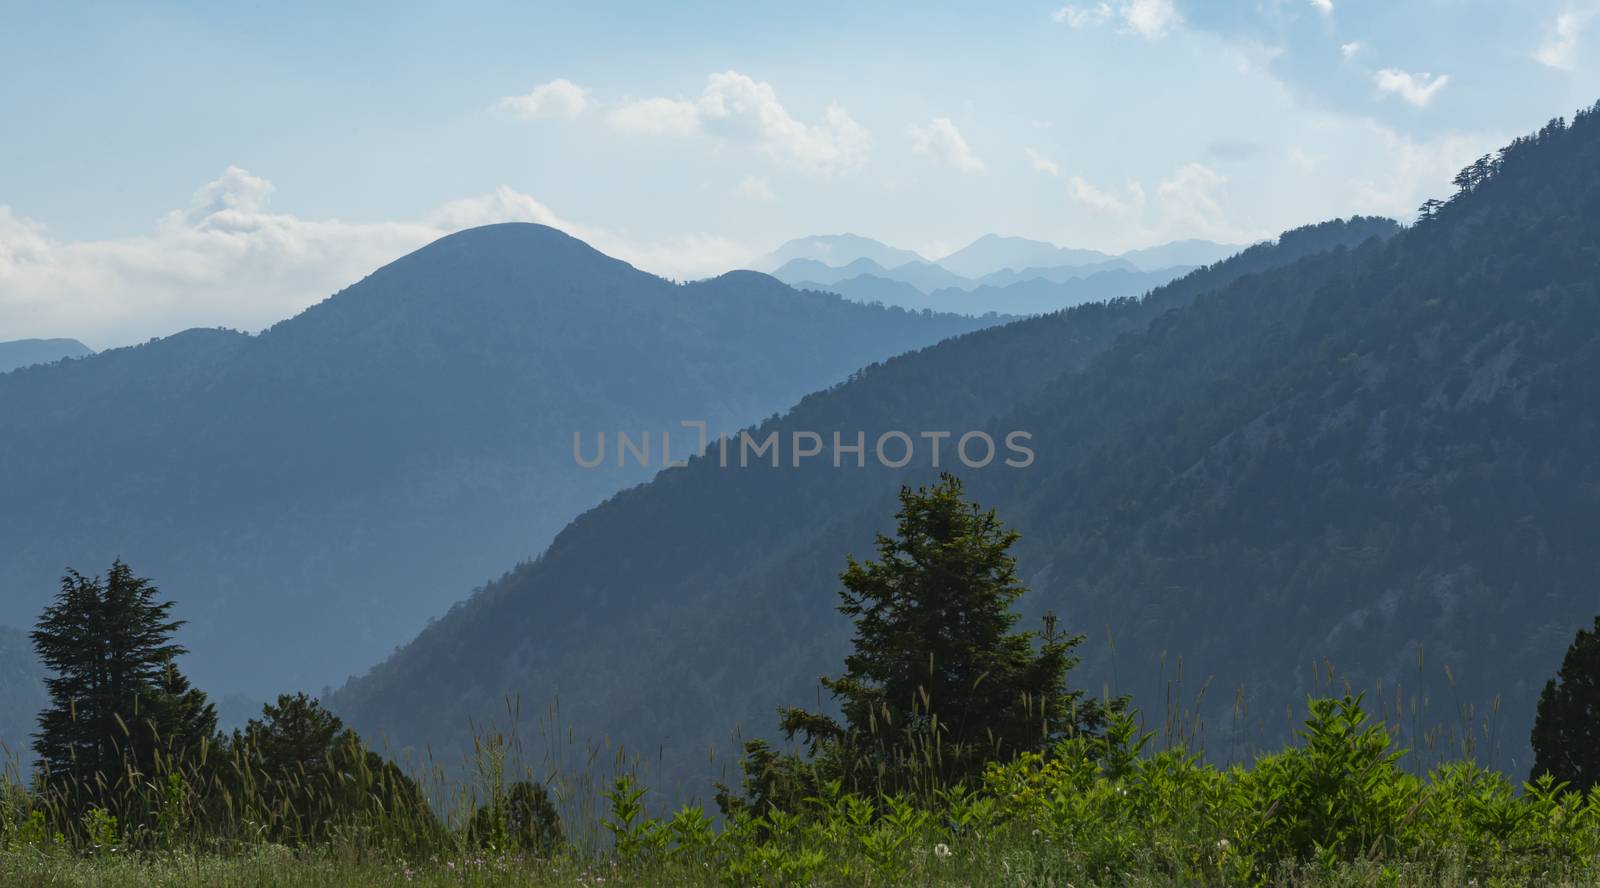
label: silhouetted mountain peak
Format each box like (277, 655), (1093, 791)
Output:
(0, 338), (95, 374)
(751, 234), (923, 272)
(262, 224), (665, 346)
(367, 223), (640, 288)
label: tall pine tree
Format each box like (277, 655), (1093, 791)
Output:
(735, 474), (1103, 808)
(31, 561), (214, 801)
(1531, 615), (1600, 793)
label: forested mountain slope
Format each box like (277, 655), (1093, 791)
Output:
(0, 627), (46, 760)
(0, 224), (999, 698)
(332, 214), (1400, 793)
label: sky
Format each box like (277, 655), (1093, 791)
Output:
(2, 0), (1599, 347)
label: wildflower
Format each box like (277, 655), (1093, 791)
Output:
(933, 842), (952, 859)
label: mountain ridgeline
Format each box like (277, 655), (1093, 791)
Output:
(330, 212), (1404, 792)
(791, 266), (1193, 316)
(0, 224), (1002, 698)
(0, 339), (94, 374)
(757, 234), (1239, 316)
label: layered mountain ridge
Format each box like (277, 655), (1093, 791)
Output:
(331, 214), (1403, 795)
(0, 223), (1002, 699)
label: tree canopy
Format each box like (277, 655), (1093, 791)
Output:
(30, 561), (216, 800)
(735, 474), (1104, 808)
(1531, 615), (1600, 793)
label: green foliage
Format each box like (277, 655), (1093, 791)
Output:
(1531, 614), (1600, 793)
(469, 780), (562, 855)
(1236, 693), (1418, 866)
(220, 693), (439, 849)
(623, 693), (1600, 885)
(601, 776), (664, 859)
(15, 568), (444, 857)
(80, 808), (119, 856)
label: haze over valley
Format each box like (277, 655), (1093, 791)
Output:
(7, 4), (1600, 882)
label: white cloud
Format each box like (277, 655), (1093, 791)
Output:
(1226, 39), (1285, 74)
(910, 118), (986, 173)
(1122, 0), (1181, 38)
(1374, 68), (1450, 107)
(1152, 163), (1260, 242)
(1340, 41), (1363, 60)
(181, 165), (275, 224)
(606, 71), (871, 176)
(1345, 120), (1499, 220)
(1534, 8), (1596, 71)
(0, 169), (751, 346)
(1051, 2), (1113, 27)
(496, 78), (590, 120)
(1310, 0), (1334, 15)
(606, 96), (702, 137)
(735, 175), (776, 201)
(1024, 147), (1061, 176)
(1051, 0), (1177, 38)
(1067, 175), (1138, 212)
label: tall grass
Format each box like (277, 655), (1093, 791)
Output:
(0, 671), (1594, 887)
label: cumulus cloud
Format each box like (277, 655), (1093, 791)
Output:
(1340, 41), (1363, 60)
(496, 78), (590, 120)
(1122, 0), (1181, 38)
(910, 118), (986, 173)
(1051, 0), (1178, 38)
(1374, 68), (1450, 107)
(0, 169), (750, 346)
(1024, 147), (1061, 176)
(1310, 0), (1333, 15)
(735, 175), (776, 201)
(1067, 175), (1138, 212)
(1061, 163), (1253, 243)
(606, 71), (870, 176)
(1156, 163), (1233, 234)
(181, 166), (275, 224)
(1534, 8), (1596, 71)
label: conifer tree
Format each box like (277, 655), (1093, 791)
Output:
(744, 474), (1104, 804)
(31, 561), (211, 799)
(145, 659), (219, 766)
(1531, 615), (1600, 793)
(227, 693), (437, 844)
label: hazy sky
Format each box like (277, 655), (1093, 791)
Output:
(4, 0), (1599, 347)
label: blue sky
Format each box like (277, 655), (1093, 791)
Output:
(3, 0), (1598, 346)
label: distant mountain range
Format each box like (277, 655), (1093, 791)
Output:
(331, 214), (1404, 794)
(752, 234), (1242, 315)
(934, 234), (1121, 278)
(792, 267), (1194, 316)
(749, 234), (924, 273)
(754, 233), (1243, 281)
(0, 224), (1002, 700)
(0, 339), (94, 374)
